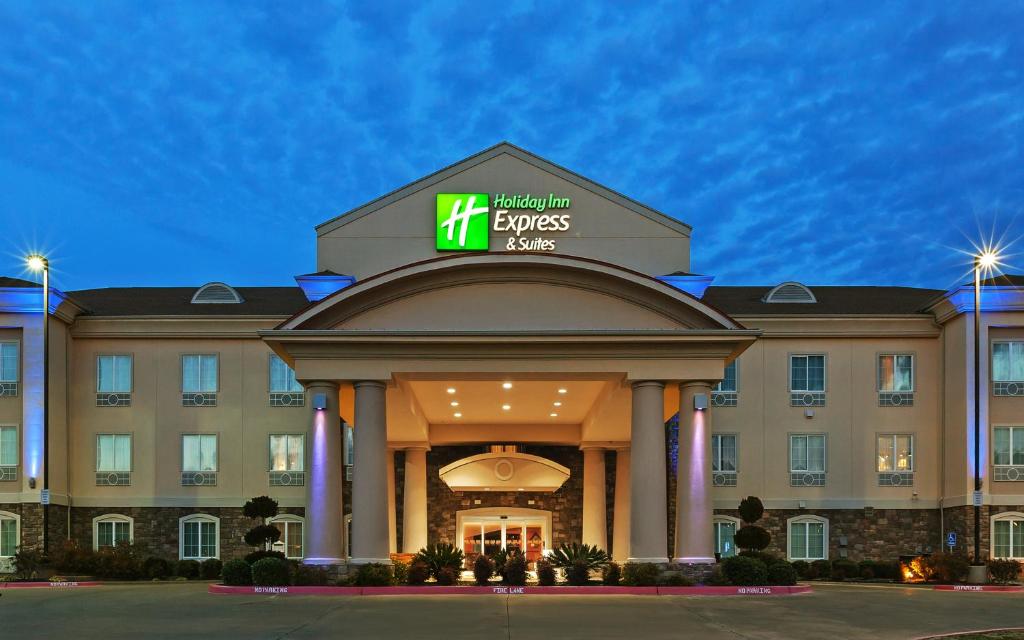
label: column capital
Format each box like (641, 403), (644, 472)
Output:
(353, 380), (387, 390)
(679, 380), (714, 391)
(630, 380), (665, 390)
(304, 379), (340, 389)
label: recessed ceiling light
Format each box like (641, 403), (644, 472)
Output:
(550, 413), (558, 417)
(450, 401), (459, 407)
(553, 401), (562, 407)
(446, 387), (456, 394)
(502, 404), (511, 411)
(502, 382), (513, 389)
(454, 412), (462, 418)
(558, 388), (568, 394)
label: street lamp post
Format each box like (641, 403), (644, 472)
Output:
(26, 255), (49, 555)
(969, 251), (998, 584)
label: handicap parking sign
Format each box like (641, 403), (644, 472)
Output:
(946, 532), (957, 547)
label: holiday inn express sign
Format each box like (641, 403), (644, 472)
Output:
(436, 192), (572, 252)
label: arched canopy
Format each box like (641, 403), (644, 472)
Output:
(277, 253), (744, 332)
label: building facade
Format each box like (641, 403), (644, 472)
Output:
(1, 143), (1023, 572)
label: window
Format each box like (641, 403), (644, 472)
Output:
(790, 355), (825, 392)
(714, 517), (739, 558)
(269, 434), (304, 471)
(788, 516), (828, 561)
(715, 361), (737, 393)
(182, 435), (218, 471)
(97, 434), (132, 472)
(0, 511), (18, 558)
(790, 434), (826, 472)
(0, 342), (18, 396)
(877, 434), (913, 472)
(878, 355), (913, 392)
(182, 354), (218, 392)
(270, 516), (304, 559)
(994, 427), (1024, 481)
(992, 513), (1024, 559)
(344, 422), (354, 468)
(97, 355), (132, 393)
(269, 355), (302, 393)
(993, 342), (1024, 382)
(180, 515), (218, 560)
(712, 434), (737, 486)
(0, 426), (17, 475)
(93, 515), (132, 549)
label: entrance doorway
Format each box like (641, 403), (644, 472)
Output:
(456, 507), (552, 568)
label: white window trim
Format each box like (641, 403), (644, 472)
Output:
(0, 510), (20, 559)
(787, 515), (829, 561)
(789, 353), (827, 393)
(0, 424), (18, 468)
(95, 433), (133, 472)
(876, 433), (915, 472)
(0, 341), (19, 383)
(714, 360), (739, 393)
(181, 353), (219, 393)
(992, 340), (1024, 383)
(713, 515), (741, 557)
(95, 354), (134, 393)
(990, 511), (1024, 559)
(711, 433), (739, 473)
(179, 514), (220, 560)
(181, 433), (219, 472)
(268, 354), (303, 393)
(993, 425), (1024, 468)
(877, 353), (915, 392)
(268, 514), (304, 559)
(789, 433), (828, 473)
(92, 514), (134, 550)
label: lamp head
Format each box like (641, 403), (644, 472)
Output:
(977, 251), (999, 270)
(26, 255), (48, 271)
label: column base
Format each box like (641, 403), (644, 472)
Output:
(303, 557), (348, 566)
(626, 557), (670, 564)
(672, 557), (716, 564)
(349, 557), (393, 566)
(967, 564), (988, 584)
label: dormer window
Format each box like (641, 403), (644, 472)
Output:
(763, 282), (817, 304)
(191, 282), (244, 304)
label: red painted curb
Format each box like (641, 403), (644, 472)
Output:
(209, 584), (811, 596)
(0, 581), (101, 589)
(933, 585), (1024, 592)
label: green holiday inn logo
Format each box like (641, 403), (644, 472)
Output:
(436, 193), (490, 250)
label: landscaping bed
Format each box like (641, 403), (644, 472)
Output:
(209, 583), (811, 596)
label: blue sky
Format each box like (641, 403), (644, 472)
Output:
(1, 1), (1022, 291)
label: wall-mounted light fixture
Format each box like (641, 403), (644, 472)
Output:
(693, 393), (708, 411)
(804, 408), (815, 419)
(313, 392), (328, 411)
(28, 477), (36, 489)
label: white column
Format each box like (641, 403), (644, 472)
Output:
(612, 447), (631, 562)
(386, 448), (397, 554)
(303, 381), (344, 565)
(581, 447), (607, 550)
(350, 380), (391, 564)
(402, 447), (429, 553)
(628, 381), (669, 564)
(675, 381), (716, 563)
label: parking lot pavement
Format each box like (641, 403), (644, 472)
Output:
(3, 582), (1024, 640)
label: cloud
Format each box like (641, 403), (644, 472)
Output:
(0, 0), (1021, 289)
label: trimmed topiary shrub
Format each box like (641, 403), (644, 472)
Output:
(292, 563), (328, 586)
(251, 557), (290, 586)
(738, 496), (765, 523)
(734, 526), (771, 552)
(988, 559), (1021, 584)
(659, 572), (694, 587)
(739, 550), (783, 566)
(354, 563), (394, 587)
(245, 550), (286, 565)
(407, 560), (430, 586)
(829, 559), (858, 581)
(244, 525), (282, 548)
(501, 552), (527, 586)
(722, 556), (768, 586)
(791, 560), (810, 579)
(809, 559), (832, 580)
(222, 559), (252, 586)
(565, 559), (591, 586)
(473, 555), (494, 585)
(622, 562), (660, 586)
(767, 562), (798, 586)
(175, 559), (201, 580)
(143, 557), (171, 580)
(536, 558), (557, 586)
(436, 566), (459, 586)
(200, 558), (223, 580)
(601, 562), (621, 586)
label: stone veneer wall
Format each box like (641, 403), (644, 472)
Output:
(425, 445), (583, 548)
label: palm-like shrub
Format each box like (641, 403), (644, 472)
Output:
(536, 558), (557, 586)
(548, 543), (610, 570)
(473, 555), (494, 585)
(414, 543), (465, 580)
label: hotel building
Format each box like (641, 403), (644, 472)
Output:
(1, 143), (1023, 572)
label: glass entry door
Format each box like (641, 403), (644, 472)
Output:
(462, 517), (546, 567)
